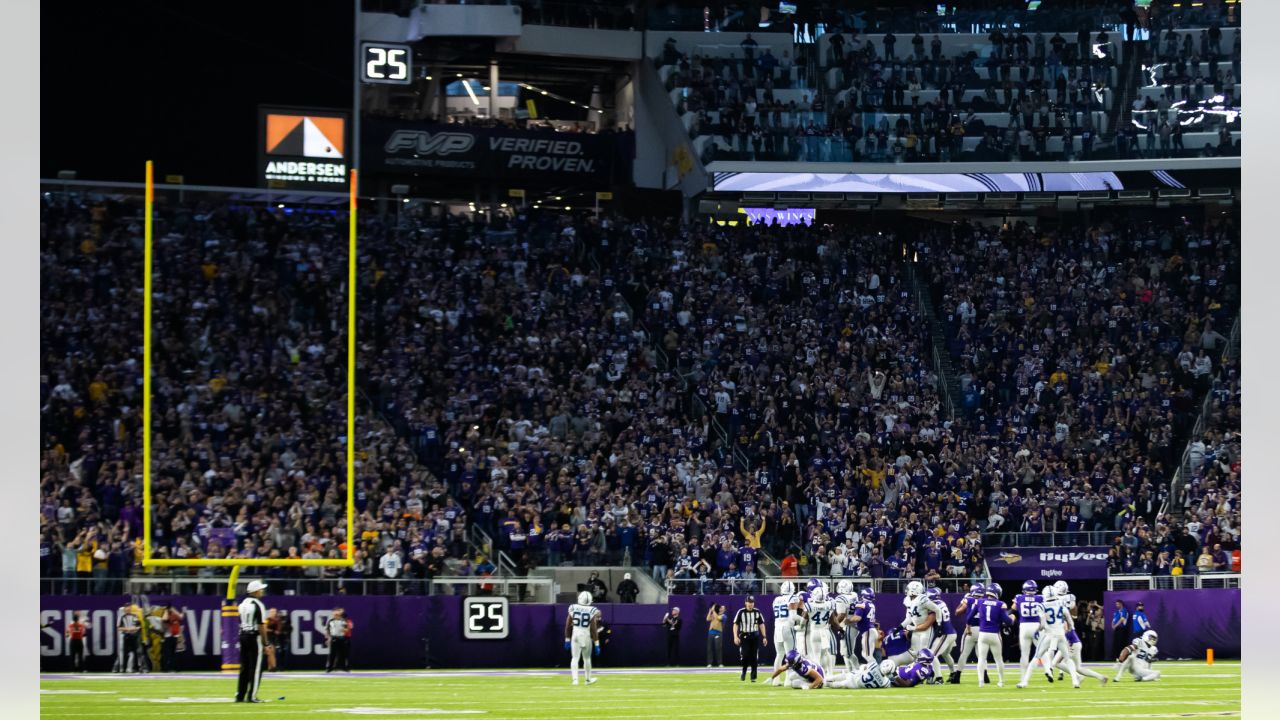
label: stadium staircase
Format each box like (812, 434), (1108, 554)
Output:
(1163, 314), (1240, 520)
(1108, 37), (1145, 143)
(906, 264), (960, 418)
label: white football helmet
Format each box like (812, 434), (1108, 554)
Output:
(577, 590), (593, 605)
(879, 660), (897, 676)
(1053, 580), (1070, 595)
(835, 580), (854, 596)
(779, 581), (796, 596)
(810, 585), (828, 603)
(1142, 630), (1159, 646)
(906, 580), (924, 599)
(1042, 585), (1057, 600)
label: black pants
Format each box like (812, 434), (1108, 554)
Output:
(69, 639), (84, 672)
(739, 634), (761, 680)
(161, 637), (177, 672)
(666, 635), (679, 665)
(328, 638), (351, 671)
(1113, 627), (1130, 659)
(236, 634), (263, 702)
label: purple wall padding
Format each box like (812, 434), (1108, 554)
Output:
(1103, 589), (1240, 660)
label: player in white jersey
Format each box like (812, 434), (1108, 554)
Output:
(564, 591), (601, 685)
(1016, 586), (1081, 688)
(902, 581), (934, 659)
(771, 581), (798, 685)
(825, 659), (895, 689)
(795, 579), (826, 656)
(1114, 630), (1161, 682)
(805, 585), (838, 676)
(1048, 581), (1109, 685)
(831, 580), (856, 673)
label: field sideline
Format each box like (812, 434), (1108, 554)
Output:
(40, 661), (1240, 719)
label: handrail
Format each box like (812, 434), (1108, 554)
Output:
(1107, 572), (1241, 591)
(985, 530), (1121, 547)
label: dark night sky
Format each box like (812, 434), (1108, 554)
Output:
(42, 0), (353, 187)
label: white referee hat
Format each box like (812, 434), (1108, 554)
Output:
(246, 580), (268, 593)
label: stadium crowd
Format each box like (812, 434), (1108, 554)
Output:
(39, 192), (1239, 595)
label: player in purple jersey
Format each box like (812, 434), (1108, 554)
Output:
(848, 589), (878, 664)
(1013, 580), (1045, 678)
(891, 648), (937, 687)
(974, 583), (1013, 687)
(766, 649), (826, 689)
(926, 587), (958, 682)
(953, 581), (986, 684)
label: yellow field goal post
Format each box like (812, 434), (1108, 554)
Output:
(139, 160), (360, 598)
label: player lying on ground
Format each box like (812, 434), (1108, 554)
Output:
(766, 649), (825, 689)
(1114, 630), (1161, 682)
(824, 659), (896, 689)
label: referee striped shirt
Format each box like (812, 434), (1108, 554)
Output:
(733, 607), (765, 636)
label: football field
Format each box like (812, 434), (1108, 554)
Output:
(40, 662), (1240, 719)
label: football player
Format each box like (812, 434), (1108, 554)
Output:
(890, 648), (937, 687)
(831, 580), (856, 673)
(925, 587), (958, 682)
(973, 582), (1012, 687)
(902, 581), (933, 659)
(826, 659), (895, 689)
(805, 585), (838, 676)
(766, 649), (826, 689)
(771, 581), (798, 684)
(564, 590), (600, 685)
(952, 581), (985, 684)
(847, 588), (878, 666)
(1114, 630), (1161, 682)
(1013, 579), (1045, 679)
(1050, 581), (1109, 685)
(1017, 585), (1081, 689)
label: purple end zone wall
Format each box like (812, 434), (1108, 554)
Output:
(40, 593), (958, 671)
(43, 590), (1239, 669)
(1103, 589), (1240, 660)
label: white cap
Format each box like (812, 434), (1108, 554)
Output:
(624, 572), (632, 580)
(246, 580), (268, 594)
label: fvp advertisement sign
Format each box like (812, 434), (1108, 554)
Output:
(985, 546), (1111, 580)
(362, 120), (616, 182)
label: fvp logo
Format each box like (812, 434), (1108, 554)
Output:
(384, 130), (475, 156)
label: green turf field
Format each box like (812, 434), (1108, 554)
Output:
(40, 662), (1240, 719)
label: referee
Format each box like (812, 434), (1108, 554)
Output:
(733, 596), (768, 682)
(325, 608), (351, 672)
(236, 580), (275, 703)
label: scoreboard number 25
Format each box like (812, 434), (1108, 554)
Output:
(463, 597), (509, 639)
(362, 42), (412, 85)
